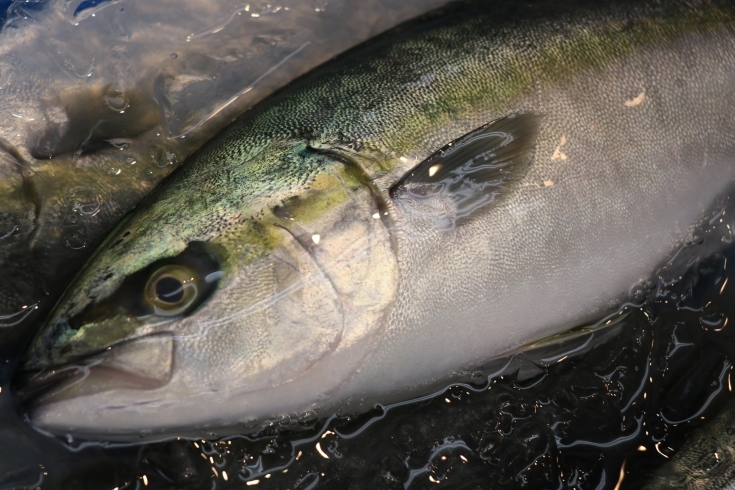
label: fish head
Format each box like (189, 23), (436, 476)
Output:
(17, 138), (399, 434)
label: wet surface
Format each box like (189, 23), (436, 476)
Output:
(3, 1), (735, 489)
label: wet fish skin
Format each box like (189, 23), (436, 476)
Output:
(0, 0), (449, 333)
(19, 0), (735, 436)
(644, 401), (735, 490)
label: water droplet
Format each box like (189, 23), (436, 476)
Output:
(170, 53), (178, 59)
(0, 215), (20, 241)
(629, 280), (653, 303)
(104, 89), (129, 113)
(63, 225), (88, 249)
(700, 311), (726, 330)
(69, 188), (103, 216)
(107, 139), (130, 150)
(0, 63), (15, 88)
(298, 410), (317, 426)
(470, 371), (486, 386)
(686, 234), (705, 246)
(146, 147), (179, 177)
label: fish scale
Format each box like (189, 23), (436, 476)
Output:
(17, 0), (735, 439)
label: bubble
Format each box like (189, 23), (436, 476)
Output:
(62, 224), (88, 249)
(470, 370), (486, 386)
(629, 279), (654, 303)
(148, 146), (178, 169)
(104, 90), (129, 113)
(70, 188), (103, 216)
(298, 410), (317, 427)
(686, 233), (705, 246)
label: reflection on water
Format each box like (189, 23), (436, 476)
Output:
(2, 1), (735, 489)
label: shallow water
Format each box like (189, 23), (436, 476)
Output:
(3, 1), (735, 489)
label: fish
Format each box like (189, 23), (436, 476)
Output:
(643, 400), (735, 490)
(0, 0), (448, 336)
(16, 0), (735, 439)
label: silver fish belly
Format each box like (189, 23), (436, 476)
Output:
(16, 0), (735, 438)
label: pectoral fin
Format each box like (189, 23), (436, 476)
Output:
(390, 113), (542, 225)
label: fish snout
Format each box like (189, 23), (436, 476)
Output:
(15, 332), (175, 405)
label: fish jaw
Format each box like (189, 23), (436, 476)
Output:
(18, 333), (176, 407)
(21, 327), (385, 438)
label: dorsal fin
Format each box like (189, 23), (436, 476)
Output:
(390, 113), (542, 224)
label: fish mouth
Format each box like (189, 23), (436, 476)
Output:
(15, 333), (174, 406)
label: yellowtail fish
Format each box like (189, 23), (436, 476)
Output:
(17, 0), (735, 439)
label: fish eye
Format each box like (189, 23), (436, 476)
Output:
(156, 276), (184, 303)
(144, 264), (200, 316)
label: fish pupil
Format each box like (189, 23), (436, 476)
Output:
(156, 276), (184, 303)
